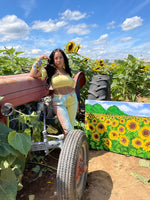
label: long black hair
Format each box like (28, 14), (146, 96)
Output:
(45, 48), (72, 84)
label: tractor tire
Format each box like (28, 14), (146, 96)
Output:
(56, 129), (89, 200)
(88, 75), (111, 100)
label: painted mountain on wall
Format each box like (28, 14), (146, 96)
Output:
(85, 104), (128, 116)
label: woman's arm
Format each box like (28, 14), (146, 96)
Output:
(29, 54), (49, 79)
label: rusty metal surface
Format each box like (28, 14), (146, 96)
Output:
(0, 73), (49, 117)
(74, 71), (86, 91)
(0, 72), (86, 124)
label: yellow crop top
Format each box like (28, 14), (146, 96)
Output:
(51, 75), (75, 89)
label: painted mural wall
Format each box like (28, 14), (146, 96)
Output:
(85, 100), (150, 159)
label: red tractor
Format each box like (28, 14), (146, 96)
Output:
(0, 72), (88, 200)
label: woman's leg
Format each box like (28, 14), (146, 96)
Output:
(53, 95), (73, 135)
(52, 93), (78, 136)
(66, 93), (78, 127)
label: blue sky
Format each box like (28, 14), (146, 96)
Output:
(0, 0), (150, 60)
(86, 100), (150, 117)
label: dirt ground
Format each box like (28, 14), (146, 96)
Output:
(17, 98), (150, 200)
(16, 149), (150, 200)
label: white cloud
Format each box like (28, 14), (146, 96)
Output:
(24, 48), (47, 58)
(91, 24), (98, 28)
(118, 105), (132, 112)
(97, 50), (107, 55)
(121, 16), (143, 31)
(0, 15), (30, 41)
(107, 21), (116, 29)
(20, 0), (36, 17)
(139, 108), (150, 114)
(71, 37), (83, 44)
(31, 49), (42, 54)
(127, 102), (143, 108)
(92, 34), (108, 45)
(120, 37), (132, 42)
(60, 9), (86, 21)
(32, 19), (67, 32)
(48, 39), (55, 45)
(99, 34), (108, 40)
(100, 103), (110, 110)
(67, 23), (90, 35)
(0, 45), (23, 52)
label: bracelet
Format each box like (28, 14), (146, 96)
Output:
(32, 58), (42, 69)
(32, 64), (37, 69)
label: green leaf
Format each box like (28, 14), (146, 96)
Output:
(15, 51), (24, 56)
(0, 122), (18, 157)
(0, 155), (16, 170)
(139, 159), (150, 168)
(0, 50), (6, 53)
(32, 165), (41, 173)
(130, 172), (150, 184)
(0, 143), (17, 157)
(0, 168), (17, 200)
(8, 131), (31, 156)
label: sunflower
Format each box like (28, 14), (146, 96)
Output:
(132, 138), (143, 149)
(101, 72), (109, 75)
(126, 119), (139, 132)
(111, 119), (119, 127)
(74, 44), (81, 54)
(104, 138), (112, 149)
(85, 118), (89, 129)
(100, 116), (105, 121)
(85, 113), (89, 117)
(88, 123), (95, 132)
(88, 113), (94, 119)
(92, 133), (100, 141)
(117, 125), (126, 134)
(98, 59), (105, 66)
(92, 118), (97, 124)
(143, 140), (150, 152)
(94, 60), (99, 64)
(105, 119), (111, 126)
(83, 57), (90, 62)
(119, 135), (129, 147)
(136, 117), (140, 121)
(120, 118), (125, 124)
(139, 126), (150, 140)
(96, 122), (106, 134)
(111, 116), (115, 119)
(109, 130), (119, 140)
(109, 63), (116, 71)
(145, 64), (150, 69)
(66, 41), (75, 53)
(142, 118), (149, 125)
(92, 66), (102, 71)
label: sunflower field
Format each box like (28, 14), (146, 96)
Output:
(85, 110), (150, 159)
(1, 42), (150, 102)
(65, 42), (150, 103)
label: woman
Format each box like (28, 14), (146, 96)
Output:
(30, 48), (78, 137)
